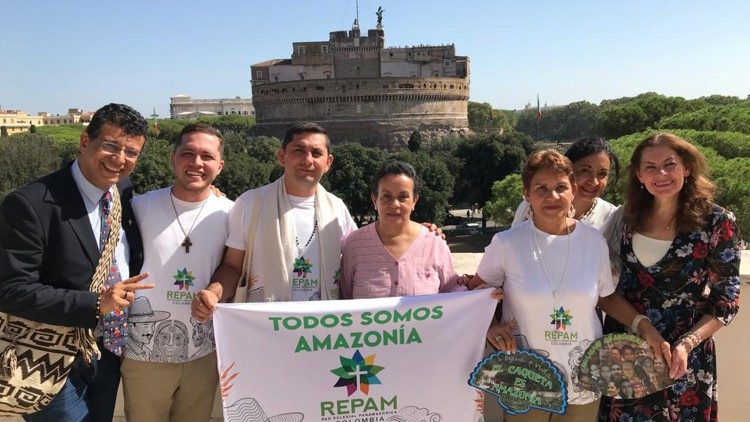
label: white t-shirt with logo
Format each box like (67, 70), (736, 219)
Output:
(225, 187), (357, 302)
(476, 220), (615, 405)
(288, 194), (321, 301)
(125, 187), (233, 363)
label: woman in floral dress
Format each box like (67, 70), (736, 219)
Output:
(600, 133), (742, 421)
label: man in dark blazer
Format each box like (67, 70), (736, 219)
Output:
(0, 103), (154, 421)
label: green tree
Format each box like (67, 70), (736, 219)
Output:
(327, 142), (386, 225)
(152, 119), (189, 142)
(243, 135), (282, 164)
(212, 131), (278, 198)
(595, 103), (650, 139)
(468, 102), (514, 132)
(215, 156), (274, 200)
(387, 150), (455, 225)
(595, 93), (701, 139)
(0, 126), (8, 138)
(35, 124), (86, 144)
(468, 102), (495, 131)
(453, 133), (528, 209)
(0, 134), (61, 199)
(516, 101), (598, 141)
(483, 174), (523, 227)
(129, 138), (174, 194)
(693, 95), (743, 106)
(425, 135), (464, 178)
(408, 130), (422, 152)
(29, 124), (37, 134)
(197, 114), (255, 133)
(656, 102), (750, 135)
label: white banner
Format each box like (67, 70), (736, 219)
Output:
(213, 289), (497, 422)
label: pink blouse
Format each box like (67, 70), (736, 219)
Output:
(339, 223), (463, 299)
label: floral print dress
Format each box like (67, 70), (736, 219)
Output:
(600, 205), (742, 422)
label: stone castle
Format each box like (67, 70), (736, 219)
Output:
(250, 12), (470, 148)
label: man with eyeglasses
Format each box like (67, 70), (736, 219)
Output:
(0, 103), (154, 421)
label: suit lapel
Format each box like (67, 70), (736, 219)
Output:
(52, 166), (100, 268)
(119, 180), (143, 276)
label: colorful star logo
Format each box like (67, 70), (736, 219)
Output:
(293, 256), (313, 278)
(549, 307), (573, 331)
(173, 267), (195, 290)
(331, 350), (384, 396)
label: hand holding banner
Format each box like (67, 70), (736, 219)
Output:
(213, 290), (497, 421)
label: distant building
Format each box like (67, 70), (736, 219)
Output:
(0, 110), (44, 135)
(250, 15), (470, 148)
(169, 95), (255, 120)
(38, 108), (95, 125)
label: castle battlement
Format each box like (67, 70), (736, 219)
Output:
(250, 16), (470, 147)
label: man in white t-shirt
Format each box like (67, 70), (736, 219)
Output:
(121, 123), (233, 422)
(192, 123), (358, 321)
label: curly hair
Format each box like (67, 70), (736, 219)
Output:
(521, 149), (575, 189)
(85, 103), (148, 139)
(625, 133), (715, 233)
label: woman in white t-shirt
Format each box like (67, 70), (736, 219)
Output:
(512, 137), (619, 232)
(470, 150), (666, 421)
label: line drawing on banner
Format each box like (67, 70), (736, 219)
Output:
(387, 406), (443, 421)
(224, 397), (304, 422)
(219, 362), (306, 421)
(220, 362), (239, 400)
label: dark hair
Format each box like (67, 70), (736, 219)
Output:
(174, 123), (224, 157)
(85, 103), (148, 140)
(371, 161), (422, 196)
(282, 122), (330, 151)
(625, 133), (715, 233)
(521, 149), (575, 189)
(565, 137), (620, 184)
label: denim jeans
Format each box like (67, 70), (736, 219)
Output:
(24, 340), (121, 422)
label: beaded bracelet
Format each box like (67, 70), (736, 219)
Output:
(95, 294), (102, 322)
(630, 314), (650, 334)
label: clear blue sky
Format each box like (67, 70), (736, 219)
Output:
(2, 0), (748, 117)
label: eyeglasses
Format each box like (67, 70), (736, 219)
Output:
(97, 139), (141, 159)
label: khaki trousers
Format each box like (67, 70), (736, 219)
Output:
(121, 352), (219, 422)
(503, 399), (600, 422)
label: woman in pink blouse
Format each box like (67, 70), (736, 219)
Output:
(339, 161), (464, 299)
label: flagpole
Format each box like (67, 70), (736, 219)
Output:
(536, 94), (541, 141)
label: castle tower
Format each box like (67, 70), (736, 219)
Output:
(250, 19), (469, 148)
